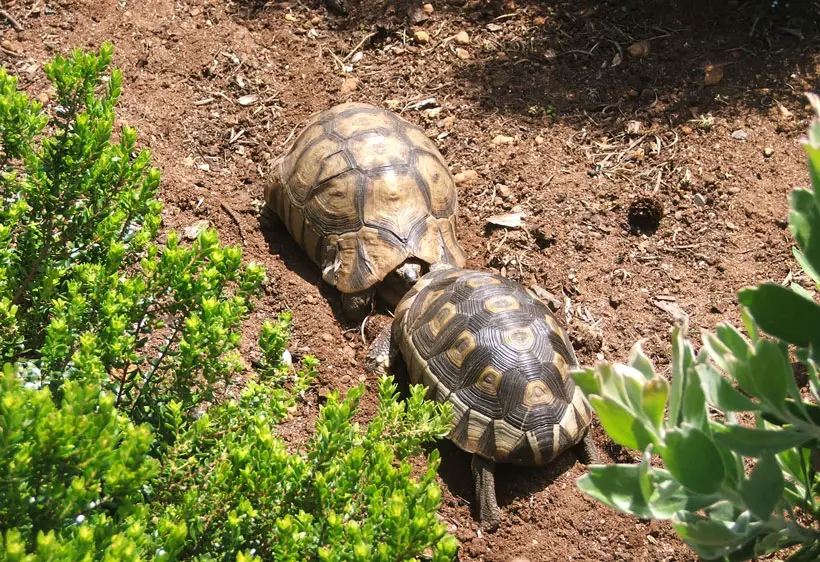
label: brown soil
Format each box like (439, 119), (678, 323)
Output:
(5, 0), (818, 559)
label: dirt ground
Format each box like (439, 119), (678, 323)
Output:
(4, 0), (819, 559)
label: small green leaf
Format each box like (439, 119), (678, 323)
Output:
(588, 395), (655, 451)
(745, 340), (791, 411)
(641, 377), (668, 431)
(738, 283), (820, 348)
(661, 425), (725, 495)
(712, 425), (811, 457)
(627, 341), (655, 380)
(668, 324), (693, 427)
(696, 363), (758, 412)
(672, 512), (746, 548)
(571, 367), (600, 397)
(740, 452), (784, 521)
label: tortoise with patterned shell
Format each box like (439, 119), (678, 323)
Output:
(264, 102), (467, 321)
(366, 264), (599, 528)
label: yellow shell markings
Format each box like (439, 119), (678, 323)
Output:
(483, 294), (520, 313)
(522, 380), (555, 408)
(361, 172), (430, 241)
(475, 366), (503, 395)
(445, 330), (476, 369)
(503, 326), (536, 352)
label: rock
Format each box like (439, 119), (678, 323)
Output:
(533, 16), (546, 25)
(340, 374), (352, 385)
(680, 125), (693, 135)
(627, 40), (649, 57)
(728, 186), (741, 194)
(534, 136), (544, 144)
(237, 94), (258, 106)
(495, 183), (512, 200)
(703, 64), (724, 85)
(763, 147), (774, 157)
(609, 295), (621, 309)
(423, 3), (434, 13)
(455, 30), (470, 44)
(693, 193), (707, 206)
(284, 13), (297, 22)
(731, 129), (748, 141)
(530, 285), (561, 312)
(320, 333), (334, 342)
(486, 23), (503, 32)
(413, 30), (430, 44)
(492, 134), (514, 145)
(455, 48), (470, 60)
(454, 169), (479, 184)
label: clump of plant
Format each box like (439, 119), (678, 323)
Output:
(573, 94), (820, 561)
(0, 44), (458, 561)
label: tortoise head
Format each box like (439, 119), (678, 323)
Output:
(378, 259), (426, 308)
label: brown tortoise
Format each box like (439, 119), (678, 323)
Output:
(366, 264), (599, 528)
(264, 102), (467, 321)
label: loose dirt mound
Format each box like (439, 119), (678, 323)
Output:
(4, 0), (817, 559)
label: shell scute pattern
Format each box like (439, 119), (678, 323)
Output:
(268, 102), (466, 294)
(393, 268), (592, 466)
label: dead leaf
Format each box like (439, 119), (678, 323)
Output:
(703, 65), (724, 86)
(237, 94), (258, 106)
(184, 220), (210, 240)
(650, 297), (688, 324)
(486, 213), (524, 229)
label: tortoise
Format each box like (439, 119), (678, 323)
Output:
(366, 264), (599, 528)
(264, 102), (467, 321)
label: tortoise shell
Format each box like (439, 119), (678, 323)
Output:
(265, 102), (467, 294)
(391, 267), (592, 465)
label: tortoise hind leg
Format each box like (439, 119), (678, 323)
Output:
(573, 430), (601, 465)
(364, 320), (398, 377)
(340, 288), (375, 323)
(471, 455), (501, 530)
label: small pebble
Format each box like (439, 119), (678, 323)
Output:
(413, 30), (430, 44)
(455, 31), (470, 44)
(731, 129), (748, 141)
(495, 183), (512, 200)
(340, 374), (352, 385)
(456, 48), (470, 60)
(763, 147), (774, 157)
(423, 3), (434, 13)
(492, 134), (514, 145)
(534, 135), (544, 144)
(321, 333), (333, 342)
(533, 16), (546, 25)
(680, 125), (693, 135)
(284, 13), (297, 22)
(454, 169), (479, 184)
(728, 186), (741, 194)
(693, 193), (707, 206)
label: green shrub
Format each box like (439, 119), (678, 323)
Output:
(573, 95), (820, 561)
(0, 45), (458, 561)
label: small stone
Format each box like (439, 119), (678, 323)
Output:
(455, 47), (470, 60)
(492, 134), (514, 145)
(627, 40), (649, 57)
(680, 125), (693, 135)
(321, 333), (333, 342)
(413, 30), (430, 44)
(703, 64), (724, 85)
(731, 129), (748, 141)
(284, 13), (297, 22)
(763, 147), (774, 157)
(693, 193), (707, 206)
(533, 16), (546, 25)
(728, 186), (741, 194)
(1, 40), (18, 53)
(454, 169), (479, 184)
(340, 374), (352, 385)
(442, 116), (455, 130)
(495, 183), (512, 200)
(424, 107), (442, 118)
(237, 94), (258, 106)
(534, 135), (544, 144)
(454, 31), (470, 44)
(35, 92), (49, 104)
(423, 3), (434, 13)
(486, 23), (503, 32)
(609, 295), (621, 309)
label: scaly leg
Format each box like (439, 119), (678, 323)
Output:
(471, 455), (501, 530)
(364, 320), (397, 377)
(574, 430), (601, 465)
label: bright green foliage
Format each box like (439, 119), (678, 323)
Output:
(0, 364), (187, 560)
(574, 95), (820, 561)
(0, 46), (458, 561)
(155, 362), (456, 561)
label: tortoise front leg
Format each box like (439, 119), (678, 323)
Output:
(364, 320), (398, 377)
(471, 454), (501, 530)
